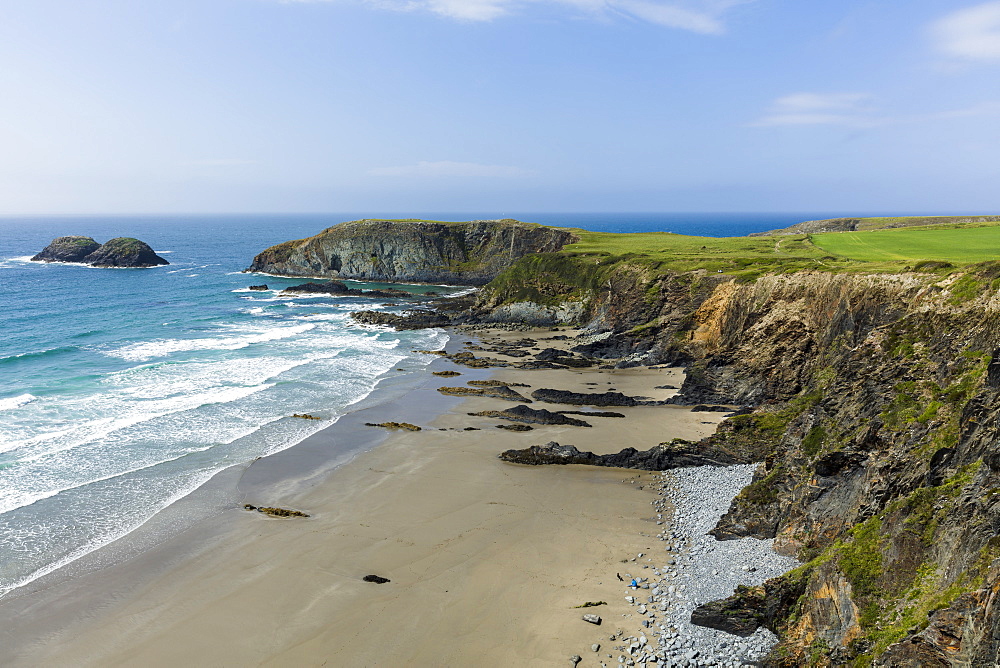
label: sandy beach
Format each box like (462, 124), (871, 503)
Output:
(0, 328), (731, 667)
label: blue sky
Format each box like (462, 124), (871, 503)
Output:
(1, 0), (998, 214)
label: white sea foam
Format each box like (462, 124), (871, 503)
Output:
(103, 322), (316, 362)
(0, 467), (219, 598)
(0, 394), (36, 411)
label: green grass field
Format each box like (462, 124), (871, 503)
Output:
(555, 220), (1000, 278)
(561, 229), (835, 278)
(811, 225), (1000, 264)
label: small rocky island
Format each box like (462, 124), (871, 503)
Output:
(32, 236), (169, 268)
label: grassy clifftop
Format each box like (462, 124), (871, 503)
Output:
(487, 216), (1000, 297)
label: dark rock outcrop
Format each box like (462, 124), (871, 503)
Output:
(472, 405), (592, 427)
(437, 386), (530, 402)
(31, 236), (101, 263)
(351, 310), (451, 329)
(282, 280), (412, 298)
(84, 238), (169, 267)
(32, 236), (168, 267)
(283, 280), (350, 294)
(247, 218), (578, 285)
(690, 573), (809, 637)
(530, 388), (656, 407)
(499, 439), (740, 469)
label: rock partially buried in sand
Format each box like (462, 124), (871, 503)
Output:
(243, 504), (310, 518)
(471, 404), (591, 427)
(364, 421), (421, 431)
(530, 388), (657, 407)
(582, 614), (602, 625)
(437, 385), (530, 402)
(432, 370), (461, 377)
(498, 440), (741, 469)
(467, 379), (530, 388)
(363, 574), (390, 584)
(497, 424), (534, 431)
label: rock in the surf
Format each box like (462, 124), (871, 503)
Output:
(31, 236), (102, 263)
(84, 238), (169, 267)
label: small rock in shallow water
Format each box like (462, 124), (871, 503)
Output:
(362, 574), (390, 584)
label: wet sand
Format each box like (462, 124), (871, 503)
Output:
(0, 328), (728, 667)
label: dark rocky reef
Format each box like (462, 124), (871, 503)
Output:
(31, 236), (101, 263)
(282, 280), (411, 298)
(472, 405), (592, 427)
(351, 309), (451, 329)
(498, 440), (740, 469)
(32, 236), (168, 267)
(437, 385), (531, 402)
(246, 218), (577, 285)
(530, 388), (656, 407)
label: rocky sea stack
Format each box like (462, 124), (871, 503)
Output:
(31, 236), (102, 263)
(32, 236), (169, 268)
(246, 218), (577, 285)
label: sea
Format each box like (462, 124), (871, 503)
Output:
(0, 211), (838, 599)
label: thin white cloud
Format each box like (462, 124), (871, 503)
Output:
(751, 93), (876, 127)
(281, 0), (752, 33)
(368, 160), (537, 178)
(931, 1), (1000, 61)
(925, 100), (1000, 119)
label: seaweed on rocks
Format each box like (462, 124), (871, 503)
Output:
(364, 422), (421, 431)
(244, 504), (310, 518)
(437, 386), (530, 402)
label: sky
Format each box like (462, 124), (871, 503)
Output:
(0, 0), (999, 214)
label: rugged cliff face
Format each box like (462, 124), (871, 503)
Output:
(246, 219), (577, 285)
(477, 258), (1000, 666)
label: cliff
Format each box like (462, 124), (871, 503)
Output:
(32, 236), (168, 268)
(473, 255), (1000, 666)
(245, 218), (577, 285)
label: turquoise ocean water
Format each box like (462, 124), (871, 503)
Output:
(0, 212), (829, 598)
